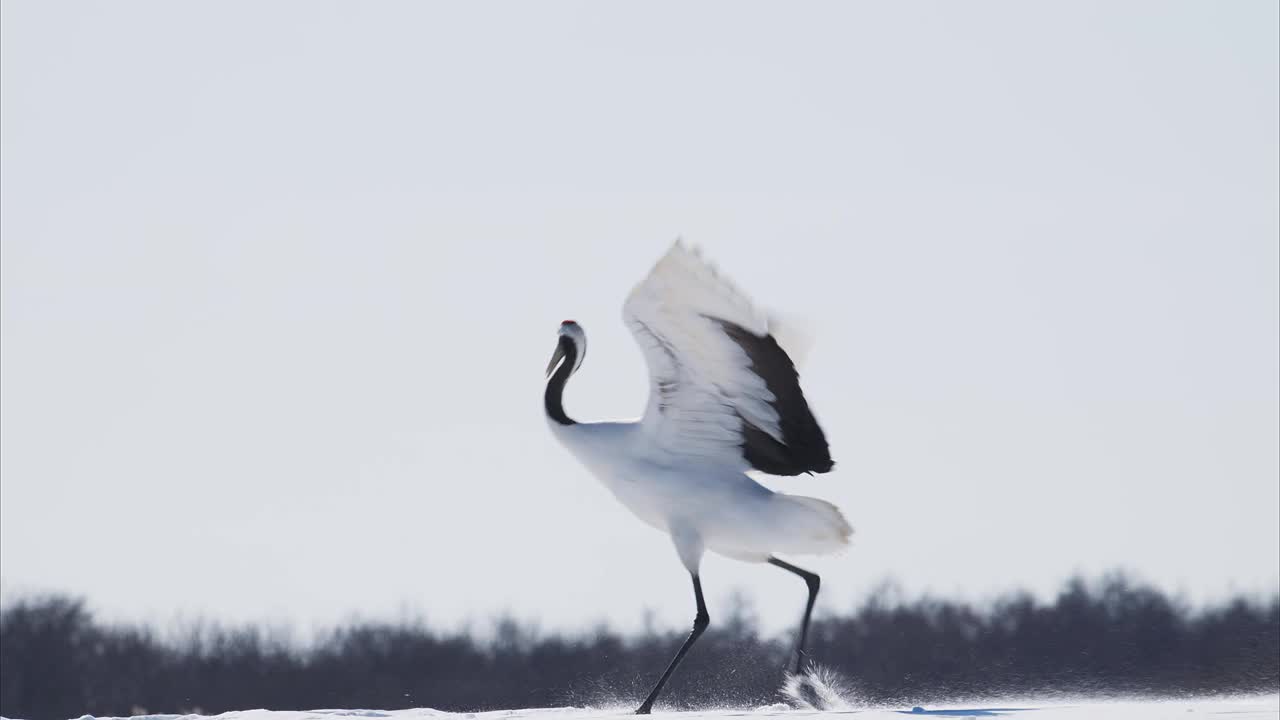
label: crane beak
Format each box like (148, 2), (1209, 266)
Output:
(546, 344), (567, 378)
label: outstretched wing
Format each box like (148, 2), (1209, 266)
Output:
(623, 241), (834, 476)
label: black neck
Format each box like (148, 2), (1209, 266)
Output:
(544, 337), (577, 426)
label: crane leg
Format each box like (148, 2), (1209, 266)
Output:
(635, 574), (710, 714)
(769, 557), (820, 674)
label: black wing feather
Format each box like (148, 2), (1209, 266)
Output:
(715, 320), (835, 476)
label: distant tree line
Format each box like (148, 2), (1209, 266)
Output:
(1, 574), (1277, 720)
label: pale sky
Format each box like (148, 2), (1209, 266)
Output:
(2, 1), (1277, 636)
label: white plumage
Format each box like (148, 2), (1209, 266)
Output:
(627, 244), (784, 463)
(542, 240), (850, 713)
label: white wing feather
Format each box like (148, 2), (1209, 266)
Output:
(623, 241), (787, 466)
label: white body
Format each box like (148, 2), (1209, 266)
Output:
(545, 242), (851, 573)
(548, 418), (850, 572)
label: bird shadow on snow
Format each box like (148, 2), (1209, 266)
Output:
(892, 711), (1036, 718)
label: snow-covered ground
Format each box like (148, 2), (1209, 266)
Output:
(52, 697), (1280, 720)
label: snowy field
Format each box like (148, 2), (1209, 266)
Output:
(46, 698), (1279, 720)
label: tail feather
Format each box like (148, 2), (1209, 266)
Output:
(705, 488), (852, 563)
(771, 494), (852, 555)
